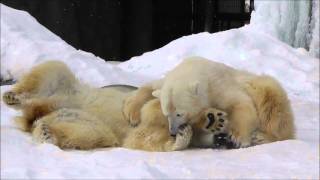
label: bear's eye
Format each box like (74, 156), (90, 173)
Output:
(176, 113), (182, 117)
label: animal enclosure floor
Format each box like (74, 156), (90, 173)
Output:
(1, 4), (319, 179)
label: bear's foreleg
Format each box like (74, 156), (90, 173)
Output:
(123, 86), (155, 126)
(229, 101), (258, 148)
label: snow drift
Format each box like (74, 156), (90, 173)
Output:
(1, 3), (319, 179)
(250, 0), (320, 58)
(0, 4), (153, 87)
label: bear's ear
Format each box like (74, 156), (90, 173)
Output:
(152, 90), (161, 98)
(189, 81), (201, 95)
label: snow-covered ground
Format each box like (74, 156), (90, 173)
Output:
(1, 3), (319, 179)
(250, 0), (319, 58)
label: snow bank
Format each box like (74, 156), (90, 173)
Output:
(119, 27), (319, 103)
(1, 3), (319, 179)
(0, 4), (153, 87)
(309, 0), (320, 58)
(250, 0), (320, 58)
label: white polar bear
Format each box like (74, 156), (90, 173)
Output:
(124, 56), (295, 148)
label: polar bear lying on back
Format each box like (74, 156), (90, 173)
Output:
(2, 61), (232, 151)
(124, 56), (295, 147)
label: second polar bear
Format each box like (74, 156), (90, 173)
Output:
(124, 57), (295, 147)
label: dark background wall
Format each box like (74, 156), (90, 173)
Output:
(2, 0), (253, 62)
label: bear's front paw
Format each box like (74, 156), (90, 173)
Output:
(122, 96), (141, 127)
(203, 108), (228, 134)
(3, 91), (21, 106)
(173, 124), (193, 151)
(212, 133), (236, 149)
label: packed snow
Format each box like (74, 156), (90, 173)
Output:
(309, 0), (320, 58)
(250, 0), (320, 58)
(1, 3), (319, 179)
(0, 4), (153, 87)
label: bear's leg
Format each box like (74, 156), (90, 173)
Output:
(229, 101), (258, 148)
(15, 98), (58, 132)
(8, 96), (77, 132)
(123, 79), (164, 127)
(3, 61), (78, 109)
(32, 109), (120, 150)
(123, 86), (155, 126)
(124, 98), (192, 152)
(245, 75), (295, 142)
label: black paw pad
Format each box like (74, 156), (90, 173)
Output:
(206, 113), (215, 129)
(217, 112), (223, 116)
(213, 133), (236, 149)
(207, 113), (215, 120)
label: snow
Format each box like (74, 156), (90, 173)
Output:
(119, 28), (319, 103)
(250, 0), (320, 58)
(0, 4), (153, 87)
(1, 3), (319, 179)
(309, 0), (320, 58)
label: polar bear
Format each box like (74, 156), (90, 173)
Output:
(2, 61), (231, 151)
(123, 56), (295, 147)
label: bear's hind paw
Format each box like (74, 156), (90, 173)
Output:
(3, 91), (21, 106)
(203, 108), (228, 134)
(32, 121), (58, 145)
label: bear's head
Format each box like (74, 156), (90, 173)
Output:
(153, 80), (209, 136)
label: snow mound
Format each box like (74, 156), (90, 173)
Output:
(0, 4), (153, 87)
(119, 27), (319, 103)
(250, 0), (319, 58)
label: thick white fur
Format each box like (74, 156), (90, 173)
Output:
(3, 61), (230, 151)
(2, 61), (193, 151)
(125, 57), (295, 147)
